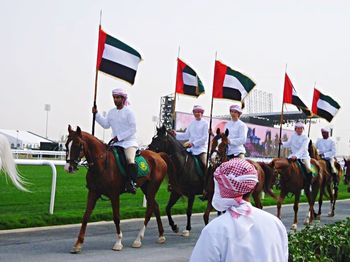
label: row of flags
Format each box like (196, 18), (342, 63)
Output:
(175, 58), (256, 104)
(283, 73), (341, 122)
(95, 26), (340, 123)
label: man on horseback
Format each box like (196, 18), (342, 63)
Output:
(224, 104), (248, 159)
(92, 88), (138, 194)
(172, 105), (209, 168)
(190, 159), (288, 261)
(316, 127), (338, 189)
(281, 122), (313, 184)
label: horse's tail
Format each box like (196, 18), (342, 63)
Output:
(0, 135), (29, 192)
(258, 161), (278, 200)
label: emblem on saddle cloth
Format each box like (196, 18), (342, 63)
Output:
(112, 148), (150, 178)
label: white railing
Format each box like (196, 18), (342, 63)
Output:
(12, 149), (65, 160)
(15, 159), (66, 215)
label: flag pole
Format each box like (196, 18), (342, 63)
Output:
(205, 51), (218, 172)
(172, 46), (180, 129)
(307, 81), (316, 137)
(278, 64), (287, 157)
(92, 10), (102, 136)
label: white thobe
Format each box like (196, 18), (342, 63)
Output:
(95, 107), (138, 148)
(190, 206), (288, 262)
(282, 133), (310, 159)
(224, 119), (248, 156)
(176, 119), (209, 155)
(316, 138), (336, 159)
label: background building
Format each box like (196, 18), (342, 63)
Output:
(245, 89), (273, 114)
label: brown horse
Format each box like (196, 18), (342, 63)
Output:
(65, 125), (167, 253)
(308, 141), (342, 217)
(268, 157), (322, 230)
(215, 129), (277, 209)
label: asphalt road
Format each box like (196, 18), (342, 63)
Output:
(1, 199), (349, 262)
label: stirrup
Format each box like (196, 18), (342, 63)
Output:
(125, 181), (136, 194)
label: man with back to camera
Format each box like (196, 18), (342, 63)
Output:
(190, 159), (288, 261)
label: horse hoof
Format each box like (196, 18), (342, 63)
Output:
(132, 240), (142, 248)
(70, 245), (81, 254)
(157, 236), (166, 244)
(182, 230), (190, 237)
(327, 212), (334, 217)
(290, 224), (297, 231)
(112, 243), (123, 251)
(303, 220), (310, 225)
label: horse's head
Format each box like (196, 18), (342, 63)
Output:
(209, 128), (221, 164)
(148, 125), (171, 153)
(64, 125), (85, 173)
(216, 129), (229, 162)
(308, 140), (320, 160)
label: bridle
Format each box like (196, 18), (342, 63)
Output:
(66, 137), (85, 170)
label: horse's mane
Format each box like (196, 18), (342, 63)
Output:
(164, 131), (187, 153)
(81, 131), (107, 147)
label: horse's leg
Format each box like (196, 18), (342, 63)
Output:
(329, 173), (339, 217)
(132, 185), (165, 248)
(316, 177), (326, 220)
(110, 195), (123, 251)
(291, 191), (301, 231)
(71, 190), (99, 253)
(252, 190), (262, 209)
(166, 191), (182, 233)
(304, 182), (318, 225)
(153, 200), (166, 244)
(203, 192), (214, 225)
(276, 191), (286, 219)
(183, 194), (195, 237)
(326, 181), (334, 217)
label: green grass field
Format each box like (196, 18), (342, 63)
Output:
(1, 165), (349, 230)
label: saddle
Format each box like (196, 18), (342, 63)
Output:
(112, 146), (150, 178)
(293, 159), (317, 180)
(187, 153), (205, 177)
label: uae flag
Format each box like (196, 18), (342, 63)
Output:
(212, 60), (255, 101)
(283, 73), (312, 117)
(96, 26), (142, 85)
(176, 58), (205, 97)
(312, 88), (340, 122)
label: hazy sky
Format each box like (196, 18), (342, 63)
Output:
(1, 1), (349, 154)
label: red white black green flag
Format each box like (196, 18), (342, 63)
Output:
(283, 73), (312, 117)
(212, 60), (255, 101)
(312, 88), (340, 122)
(175, 58), (205, 97)
(96, 26), (142, 85)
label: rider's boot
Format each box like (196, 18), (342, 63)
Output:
(125, 163), (137, 194)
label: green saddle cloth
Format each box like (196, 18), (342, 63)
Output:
(112, 148), (150, 178)
(193, 155), (204, 177)
(296, 161), (318, 177)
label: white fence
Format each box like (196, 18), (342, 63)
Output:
(14, 159), (66, 215)
(12, 149), (65, 160)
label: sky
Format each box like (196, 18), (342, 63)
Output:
(1, 0), (349, 154)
